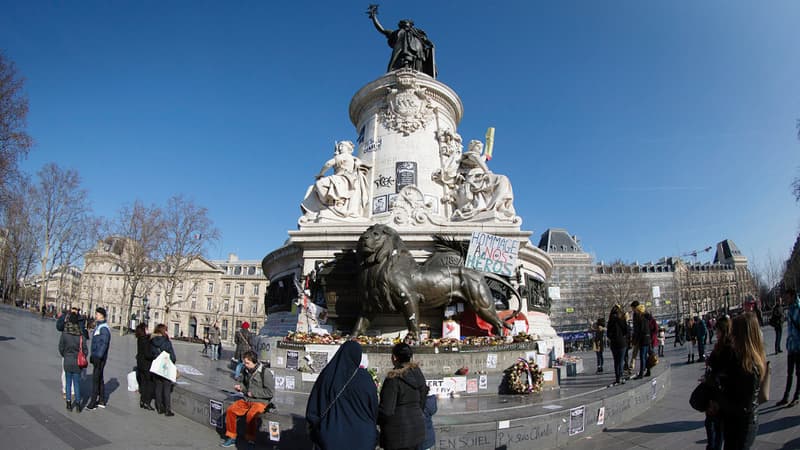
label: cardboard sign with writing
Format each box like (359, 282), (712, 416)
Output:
(465, 231), (520, 277)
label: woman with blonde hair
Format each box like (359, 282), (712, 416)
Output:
(716, 313), (766, 449)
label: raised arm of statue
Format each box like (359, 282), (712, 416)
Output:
(367, 4), (391, 37)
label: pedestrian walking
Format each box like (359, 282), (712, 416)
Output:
(58, 313), (88, 413)
(220, 351), (275, 447)
(378, 343), (428, 450)
(592, 317), (606, 374)
(606, 304), (629, 385)
(208, 324), (221, 361)
(776, 288), (800, 407)
(234, 322), (253, 380)
(769, 302), (785, 355)
(150, 323), (176, 416)
(695, 316), (708, 362)
(687, 318), (697, 364)
(135, 323), (155, 411)
(306, 341), (378, 450)
(704, 315), (732, 450)
(714, 312), (766, 450)
(658, 327), (666, 357)
(86, 307), (110, 410)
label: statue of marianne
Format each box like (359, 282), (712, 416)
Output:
(367, 4), (437, 78)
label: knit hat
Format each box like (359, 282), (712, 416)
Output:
(241, 321), (250, 329)
(96, 307), (107, 319)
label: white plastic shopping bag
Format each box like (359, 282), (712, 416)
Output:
(127, 370), (139, 392)
(150, 351), (177, 383)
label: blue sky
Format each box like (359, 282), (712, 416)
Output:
(2, 1), (799, 274)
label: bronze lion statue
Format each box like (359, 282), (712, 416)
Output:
(354, 223), (517, 339)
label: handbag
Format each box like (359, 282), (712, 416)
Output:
(758, 361), (771, 404)
(690, 379), (715, 412)
(646, 352), (658, 369)
(150, 350), (177, 383)
(77, 335), (88, 369)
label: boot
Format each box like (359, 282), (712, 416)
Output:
(645, 369), (651, 377)
(66, 400), (73, 412)
(687, 354), (691, 364)
(75, 401), (82, 413)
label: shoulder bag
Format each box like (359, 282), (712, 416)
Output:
(77, 335), (88, 369)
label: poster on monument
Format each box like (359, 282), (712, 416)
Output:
(395, 161), (417, 192)
(465, 231), (520, 277)
(569, 405), (585, 436)
(286, 351), (299, 370)
(209, 399), (223, 427)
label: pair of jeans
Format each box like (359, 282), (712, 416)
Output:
(704, 414), (723, 450)
(209, 344), (219, 360)
(774, 326), (783, 353)
(782, 351), (800, 401)
(154, 375), (173, 413)
(65, 371), (81, 404)
(638, 345), (650, 376)
(698, 341), (706, 360)
(235, 360), (244, 379)
(595, 351), (604, 370)
(90, 358), (106, 405)
(611, 346), (626, 382)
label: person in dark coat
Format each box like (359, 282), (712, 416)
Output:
(378, 342), (428, 450)
(769, 302), (784, 354)
(695, 316), (708, 362)
(306, 340), (378, 450)
(606, 304), (629, 385)
(630, 301), (651, 379)
(59, 313), (88, 412)
(150, 323), (177, 416)
(134, 323), (155, 410)
(418, 393), (437, 450)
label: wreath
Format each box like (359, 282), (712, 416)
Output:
(499, 357), (544, 394)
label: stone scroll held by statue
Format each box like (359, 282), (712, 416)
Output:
(367, 4), (437, 78)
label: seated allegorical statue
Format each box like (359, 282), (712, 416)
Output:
(446, 140), (516, 220)
(301, 141), (372, 220)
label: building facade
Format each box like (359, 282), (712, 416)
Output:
(78, 238), (268, 344)
(540, 229), (755, 332)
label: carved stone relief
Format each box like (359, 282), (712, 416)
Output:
(379, 71), (434, 136)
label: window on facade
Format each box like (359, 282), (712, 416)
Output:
(238, 300), (244, 313)
(251, 302), (258, 314)
(178, 282), (183, 291)
(253, 284), (259, 296)
(238, 284), (245, 295)
(248, 266), (256, 275)
(225, 284), (231, 295)
(207, 281), (214, 294)
(221, 320), (228, 340)
(224, 300), (229, 312)
(155, 311), (159, 320)
(206, 298), (213, 311)
(251, 322), (258, 331)
(191, 297), (197, 310)
(234, 266), (242, 275)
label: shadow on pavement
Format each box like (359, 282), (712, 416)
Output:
(0, 336), (15, 341)
(604, 420), (703, 434)
(758, 415), (800, 435)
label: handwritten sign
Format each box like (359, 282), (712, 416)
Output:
(465, 232), (519, 277)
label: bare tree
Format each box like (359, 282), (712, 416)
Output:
(30, 164), (95, 310)
(109, 201), (164, 335)
(158, 195), (220, 319)
(0, 176), (38, 302)
(0, 51), (33, 209)
(588, 260), (651, 323)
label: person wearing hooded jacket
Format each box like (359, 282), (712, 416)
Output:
(150, 323), (177, 416)
(306, 340), (378, 450)
(630, 301), (650, 380)
(59, 313), (88, 412)
(379, 342), (428, 450)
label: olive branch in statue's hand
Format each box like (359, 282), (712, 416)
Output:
(366, 4), (379, 18)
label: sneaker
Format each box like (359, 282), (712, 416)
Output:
(75, 403), (82, 413)
(776, 398), (789, 407)
(789, 399), (799, 407)
(97, 402), (106, 409)
(164, 411), (175, 417)
(85, 403), (98, 411)
(220, 437), (236, 447)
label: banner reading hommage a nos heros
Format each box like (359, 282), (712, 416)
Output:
(465, 231), (520, 277)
